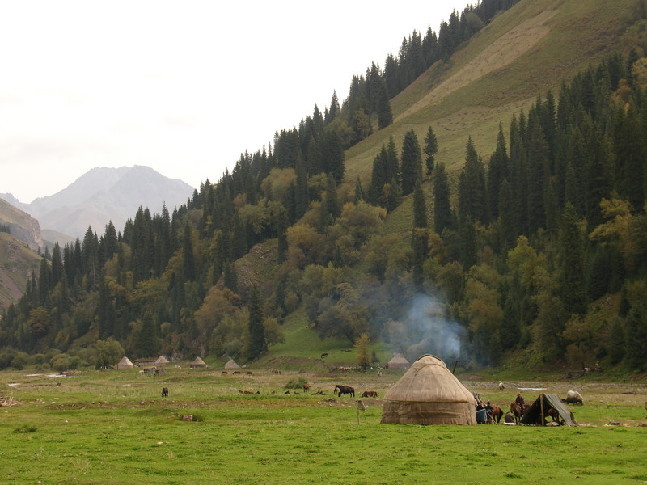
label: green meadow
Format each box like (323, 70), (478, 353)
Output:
(1, 367), (645, 484)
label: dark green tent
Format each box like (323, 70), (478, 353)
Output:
(521, 393), (576, 425)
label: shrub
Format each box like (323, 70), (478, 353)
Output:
(284, 377), (308, 389)
(11, 352), (30, 370)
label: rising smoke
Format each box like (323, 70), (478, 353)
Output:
(393, 293), (467, 364)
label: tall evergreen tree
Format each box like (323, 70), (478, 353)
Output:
(424, 125), (439, 176)
(433, 163), (452, 235)
(247, 286), (266, 360)
(559, 204), (587, 314)
(400, 130), (423, 196)
(625, 300), (647, 371)
(412, 184), (429, 287)
(182, 224), (196, 282)
(487, 125), (509, 220)
(458, 137), (487, 224)
(376, 85), (393, 129)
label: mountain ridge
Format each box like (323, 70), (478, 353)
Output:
(15, 165), (194, 239)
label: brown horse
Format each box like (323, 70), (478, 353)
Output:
(488, 405), (504, 424)
(510, 402), (528, 424)
(361, 390), (378, 398)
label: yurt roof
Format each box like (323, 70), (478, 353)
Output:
(224, 359), (240, 369)
(192, 356), (206, 364)
(154, 355), (169, 365)
(117, 356), (133, 366)
(383, 354), (475, 404)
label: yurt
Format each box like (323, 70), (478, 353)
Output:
(153, 355), (169, 366)
(190, 356), (207, 368)
(386, 352), (410, 369)
(224, 359), (240, 370)
(381, 354), (476, 425)
(116, 356), (134, 370)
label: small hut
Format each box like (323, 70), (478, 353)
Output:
(224, 359), (240, 370)
(190, 356), (207, 369)
(386, 352), (410, 370)
(153, 355), (169, 366)
(116, 356), (134, 370)
(381, 354), (476, 425)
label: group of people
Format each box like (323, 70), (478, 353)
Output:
(475, 392), (526, 424)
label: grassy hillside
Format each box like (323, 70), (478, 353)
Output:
(344, 0), (642, 233)
(0, 232), (41, 310)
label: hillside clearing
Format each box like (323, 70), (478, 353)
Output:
(396, 10), (558, 123)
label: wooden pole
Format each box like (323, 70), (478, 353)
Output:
(539, 394), (544, 426)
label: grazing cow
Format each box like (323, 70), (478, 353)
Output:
(334, 385), (355, 397)
(361, 390), (378, 398)
(565, 389), (583, 405)
(161, 387), (169, 398)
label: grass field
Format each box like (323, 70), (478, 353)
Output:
(1, 366), (645, 484)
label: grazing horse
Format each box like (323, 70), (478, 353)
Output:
(361, 390), (378, 398)
(334, 385), (355, 397)
(161, 387), (169, 398)
(488, 405), (503, 424)
(303, 384), (311, 392)
(510, 402), (527, 424)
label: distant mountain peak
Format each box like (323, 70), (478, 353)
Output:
(25, 165), (194, 239)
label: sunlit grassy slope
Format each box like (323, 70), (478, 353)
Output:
(343, 0), (641, 233)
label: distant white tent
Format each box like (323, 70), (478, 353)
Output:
(153, 355), (169, 366)
(116, 356), (134, 370)
(224, 359), (240, 370)
(387, 353), (410, 369)
(190, 356), (207, 368)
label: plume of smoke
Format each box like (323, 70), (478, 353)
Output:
(400, 293), (466, 363)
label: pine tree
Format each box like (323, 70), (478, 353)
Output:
(183, 223), (196, 282)
(424, 125), (439, 176)
(487, 125), (509, 220)
(412, 185), (429, 287)
(247, 286), (266, 360)
(412, 183), (428, 229)
(614, 107), (645, 211)
(376, 86), (393, 129)
(625, 300), (647, 371)
(433, 163), (452, 235)
(458, 137), (487, 224)
(559, 204), (587, 314)
(525, 118), (549, 233)
(354, 177), (365, 202)
(400, 130), (422, 196)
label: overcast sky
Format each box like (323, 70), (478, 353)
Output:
(0, 0), (472, 203)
